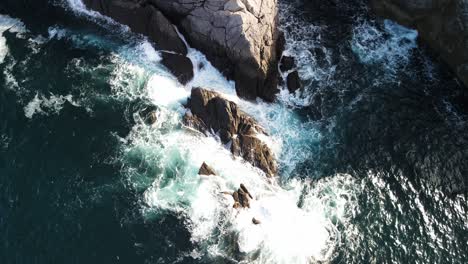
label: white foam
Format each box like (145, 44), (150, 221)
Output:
(0, 14), (26, 64)
(24, 93), (78, 119)
(64, 1), (358, 262)
(351, 19), (418, 74)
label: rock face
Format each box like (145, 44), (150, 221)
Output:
(82, 0), (193, 84)
(371, 0), (468, 88)
(84, 0), (283, 101)
(198, 162), (217, 175)
(149, 0), (283, 101)
(184, 88), (277, 176)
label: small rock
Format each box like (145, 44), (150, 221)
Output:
(280, 56), (295, 72)
(161, 52), (194, 85)
(198, 162), (216, 176)
(286, 71), (302, 93)
(252, 218), (261, 225)
(240, 183), (253, 199)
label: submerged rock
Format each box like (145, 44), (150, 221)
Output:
(184, 88), (277, 176)
(198, 162), (217, 176)
(370, 0), (468, 89)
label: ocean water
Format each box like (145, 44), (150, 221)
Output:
(0, 0), (467, 263)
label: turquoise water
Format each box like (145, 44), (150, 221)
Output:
(0, 0), (467, 263)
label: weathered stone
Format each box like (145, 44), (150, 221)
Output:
(183, 88), (277, 176)
(149, 0), (282, 101)
(198, 162), (217, 175)
(252, 218), (261, 225)
(370, 0), (468, 89)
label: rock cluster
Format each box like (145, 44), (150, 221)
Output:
(184, 88), (277, 176)
(371, 0), (468, 89)
(279, 55), (301, 93)
(83, 0), (284, 101)
(232, 183), (253, 209)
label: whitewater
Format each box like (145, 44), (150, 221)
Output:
(0, 0), (466, 263)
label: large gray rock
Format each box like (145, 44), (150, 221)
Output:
(147, 0), (282, 101)
(184, 88), (278, 176)
(371, 0), (468, 89)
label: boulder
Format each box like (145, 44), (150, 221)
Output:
(184, 88), (277, 176)
(148, 0), (283, 101)
(286, 70), (301, 93)
(160, 52), (194, 85)
(252, 218), (261, 225)
(280, 55), (295, 72)
(370, 0), (468, 89)
(198, 162), (217, 176)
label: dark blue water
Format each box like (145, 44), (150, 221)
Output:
(0, 0), (467, 263)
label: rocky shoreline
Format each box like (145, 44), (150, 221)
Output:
(370, 0), (468, 89)
(83, 0), (291, 101)
(81, 0), (467, 199)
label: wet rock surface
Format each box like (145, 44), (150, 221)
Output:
(198, 162), (217, 176)
(84, 0), (283, 101)
(184, 88), (277, 176)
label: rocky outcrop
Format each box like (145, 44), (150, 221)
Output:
(370, 0), (468, 88)
(184, 88), (277, 176)
(149, 0), (283, 101)
(198, 162), (217, 175)
(83, 0), (283, 101)
(232, 184), (253, 208)
(279, 55), (301, 93)
(82, 0), (194, 84)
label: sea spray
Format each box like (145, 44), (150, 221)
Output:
(59, 2), (356, 262)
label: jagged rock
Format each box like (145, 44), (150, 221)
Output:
(148, 0), (283, 101)
(370, 0), (468, 89)
(160, 52), (194, 85)
(184, 88), (277, 176)
(240, 183), (253, 199)
(231, 184), (253, 208)
(252, 218), (261, 225)
(286, 71), (301, 93)
(198, 162), (217, 176)
(84, 0), (283, 101)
